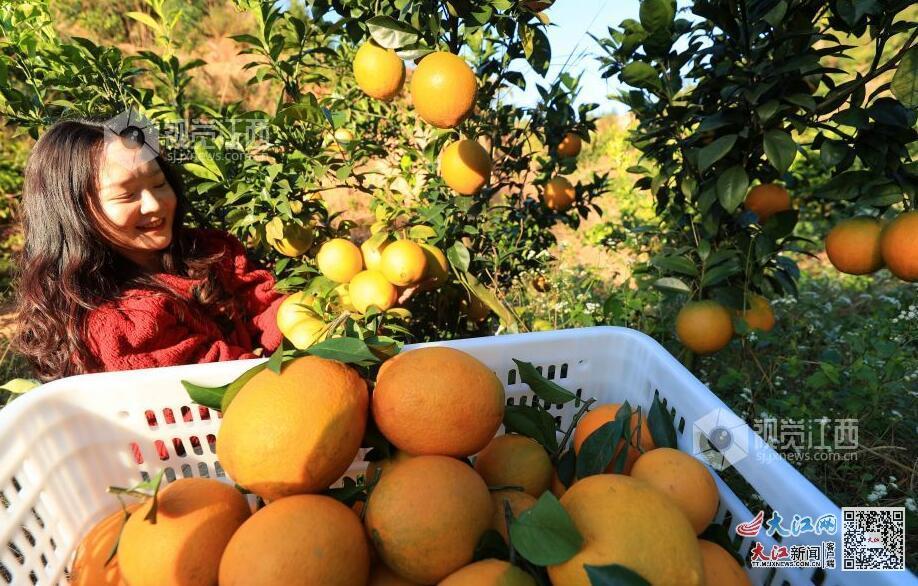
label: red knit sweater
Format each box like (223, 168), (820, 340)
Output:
(84, 228), (287, 373)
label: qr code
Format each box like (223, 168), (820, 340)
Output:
(841, 507), (905, 571)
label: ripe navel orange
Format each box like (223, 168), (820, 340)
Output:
(743, 184), (791, 222)
(474, 434), (553, 497)
(440, 139), (492, 195)
(699, 540), (752, 586)
(349, 269), (399, 312)
(361, 235), (392, 272)
(825, 217), (884, 275)
(572, 403), (655, 474)
(556, 132), (582, 158)
(489, 489), (537, 543)
(265, 219), (313, 257)
(276, 292), (325, 349)
(542, 176), (575, 211)
(317, 238), (364, 283)
(631, 447), (720, 534)
(368, 563), (422, 585)
(365, 455), (492, 583)
(353, 42), (405, 101)
(380, 239), (428, 286)
(879, 210), (918, 281)
(440, 559), (537, 586)
(372, 346), (505, 456)
(219, 495), (370, 586)
(738, 294), (775, 333)
(71, 504), (140, 586)
(676, 300), (734, 355)
(117, 478), (250, 586)
(548, 474), (704, 586)
(216, 356), (368, 501)
(419, 243), (449, 290)
(410, 51), (477, 128)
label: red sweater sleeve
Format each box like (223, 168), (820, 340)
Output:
(200, 229), (288, 352)
(85, 293), (259, 371)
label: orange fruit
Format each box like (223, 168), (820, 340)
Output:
(361, 235), (392, 272)
(825, 217), (884, 275)
(556, 132), (582, 158)
(117, 478), (250, 586)
(440, 559), (537, 585)
(349, 269), (399, 313)
(462, 292), (491, 321)
(276, 292), (325, 349)
(380, 239), (428, 286)
(631, 447), (719, 534)
(676, 300), (734, 355)
(217, 356), (368, 501)
(220, 495), (370, 586)
(572, 403), (655, 474)
(489, 489), (537, 542)
(372, 347), (505, 456)
(365, 450), (414, 484)
(548, 474), (704, 586)
(440, 139), (492, 195)
(743, 184), (791, 222)
(542, 176), (575, 211)
(410, 51), (477, 128)
(71, 504), (140, 586)
(879, 210), (918, 281)
(474, 434), (553, 497)
(317, 238), (364, 283)
(368, 563), (422, 585)
(365, 455), (492, 583)
(738, 294), (775, 333)
(419, 243), (449, 290)
(265, 219), (313, 257)
(699, 540), (751, 586)
(353, 42), (405, 101)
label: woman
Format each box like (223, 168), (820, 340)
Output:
(13, 119), (287, 382)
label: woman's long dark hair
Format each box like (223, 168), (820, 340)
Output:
(14, 119), (239, 381)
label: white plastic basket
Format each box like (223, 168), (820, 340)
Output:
(0, 326), (911, 585)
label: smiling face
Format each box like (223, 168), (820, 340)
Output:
(95, 138), (177, 270)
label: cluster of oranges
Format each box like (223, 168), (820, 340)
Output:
(352, 41), (581, 210)
(275, 235), (451, 348)
(70, 347), (750, 585)
(825, 210), (917, 282)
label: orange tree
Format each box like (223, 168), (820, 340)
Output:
(595, 0), (917, 358)
(0, 0), (610, 356)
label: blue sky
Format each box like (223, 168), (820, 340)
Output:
(510, 2), (639, 114)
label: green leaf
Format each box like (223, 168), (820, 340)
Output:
(267, 339), (285, 373)
(509, 492), (583, 566)
(512, 359), (577, 404)
(653, 277), (691, 294)
(221, 362), (267, 413)
(697, 135), (737, 172)
(647, 394), (677, 449)
(820, 140), (849, 167)
(620, 61), (661, 91)
(365, 16), (419, 50)
(650, 255), (698, 276)
(182, 380), (227, 411)
(142, 470), (166, 524)
(447, 241), (471, 273)
(503, 405), (560, 453)
(891, 47), (918, 108)
(520, 24), (551, 76)
(639, 0), (674, 33)
(0, 378), (40, 394)
(308, 338), (379, 366)
(125, 11), (161, 32)
(763, 130), (797, 174)
(575, 419), (623, 479)
(586, 564), (652, 585)
(716, 166), (749, 212)
(408, 225), (437, 240)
